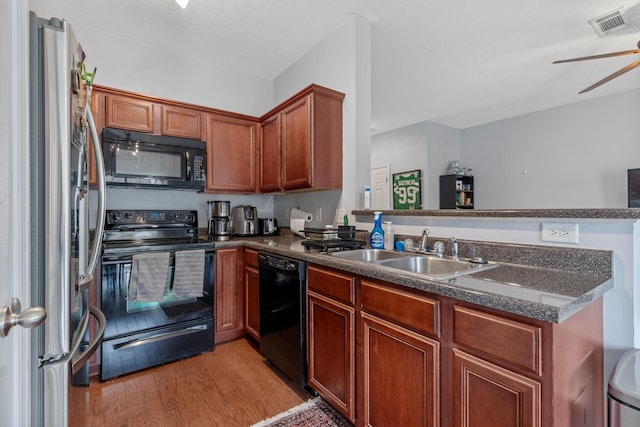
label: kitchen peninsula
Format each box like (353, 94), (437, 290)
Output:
(212, 210), (613, 426)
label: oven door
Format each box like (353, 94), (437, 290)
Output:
(101, 250), (215, 341)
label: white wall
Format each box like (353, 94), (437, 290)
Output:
(273, 15), (371, 226)
(27, 12), (275, 116)
(371, 121), (461, 209)
(371, 89), (640, 210)
(462, 89), (640, 209)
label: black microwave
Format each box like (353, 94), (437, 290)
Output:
(101, 128), (206, 190)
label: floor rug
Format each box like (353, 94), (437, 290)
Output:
(251, 397), (352, 427)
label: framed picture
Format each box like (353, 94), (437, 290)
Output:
(392, 170), (422, 209)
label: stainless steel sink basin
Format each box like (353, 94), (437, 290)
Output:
(378, 256), (498, 279)
(329, 249), (407, 262)
(329, 248), (499, 280)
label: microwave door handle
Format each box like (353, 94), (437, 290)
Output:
(84, 99), (106, 277)
(185, 151), (191, 182)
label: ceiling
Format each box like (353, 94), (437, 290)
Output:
(31, 0), (640, 131)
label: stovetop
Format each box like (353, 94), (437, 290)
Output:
(102, 209), (214, 258)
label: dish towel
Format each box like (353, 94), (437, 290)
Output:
(172, 249), (205, 298)
(129, 252), (170, 302)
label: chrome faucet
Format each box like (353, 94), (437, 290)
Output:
(419, 228), (429, 252)
(449, 237), (459, 261)
(432, 241), (445, 258)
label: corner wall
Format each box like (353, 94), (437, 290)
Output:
(273, 15), (371, 227)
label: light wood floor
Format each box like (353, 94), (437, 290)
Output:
(70, 339), (310, 427)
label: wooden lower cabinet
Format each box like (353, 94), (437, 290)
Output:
(452, 349), (540, 427)
(244, 249), (260, 341)
(306, 263), (604, 427)
(307, 265), (357, 422)
(215, 247), (244, 344)
(361, 312), (440, 427)
(307, 290), (356, 422)
(449, 300), (604, 427)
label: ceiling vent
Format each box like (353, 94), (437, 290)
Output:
(589, 7), (629, 37)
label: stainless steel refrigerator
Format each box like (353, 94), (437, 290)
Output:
(29, 12), (107, 426)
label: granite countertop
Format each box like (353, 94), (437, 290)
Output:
(211, 231), (613, 324)
(352, 208), (640, 219)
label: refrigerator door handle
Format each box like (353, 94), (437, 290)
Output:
(85, 97), (106, 277)
(71, 305), (106, 374)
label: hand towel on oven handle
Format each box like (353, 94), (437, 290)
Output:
(129, 252), (170, 302)
(172, 249), (205, 298)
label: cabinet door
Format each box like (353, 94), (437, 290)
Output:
(244, 265), (260, 341)
(452, 349), (541, 427)
(206, 113), (258, 193)
(259, 113), (282, 192)
(215, 248), (244, 344)
(307, 290), (355, 423)
(161, 104), (202, 139)
(361, 312), (440, 427)
(105, 94), (155, 133)
(281, 96), (312, 190)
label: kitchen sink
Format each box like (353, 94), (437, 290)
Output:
(330, 249), (499, 280)
(329, 248), (407, 262)
(378, 256), (497, 279)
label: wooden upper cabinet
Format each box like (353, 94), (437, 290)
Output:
(105, 94), (155, 133)
(206, 113), (258, 193)
(161, 104), (202, 139)
(103, 91), (202, 139)
(260, 84), (344, 192)
(259, 114), (282, 193)
(281, 96), (312, 190)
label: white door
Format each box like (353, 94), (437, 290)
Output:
(370, 165), (390, 210)
(1, 1), (32, 425)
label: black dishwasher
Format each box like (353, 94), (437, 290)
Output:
(258, 252), (310, 391)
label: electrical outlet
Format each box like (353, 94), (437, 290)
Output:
(315, 207), (322, 222)
(540, 222), (579, 244)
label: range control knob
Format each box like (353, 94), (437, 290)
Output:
(175, 212), (183, 220)
(111, 212), (121, 222)
(123, 212), (132, 220)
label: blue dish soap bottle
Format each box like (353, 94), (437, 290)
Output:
(370, 211), (384, 249)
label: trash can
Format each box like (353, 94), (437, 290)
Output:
(609, 348), (640, 426)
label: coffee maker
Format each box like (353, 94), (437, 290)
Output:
(207, 200), (231, 241)
(231, 205), (259, 236)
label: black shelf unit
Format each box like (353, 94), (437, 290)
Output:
(439, 174), (474, 209)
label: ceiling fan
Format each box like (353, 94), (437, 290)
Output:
(553, 40), (640, 94)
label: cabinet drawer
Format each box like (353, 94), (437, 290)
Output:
(360, 280), (439, 337)
(453, 305), (541, 374)
(244, 249), (259, 268)
(308, 265), (355, 305)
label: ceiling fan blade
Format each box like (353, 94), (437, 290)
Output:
(553, 48), (640, 64)
(578, 59), (640, 94)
